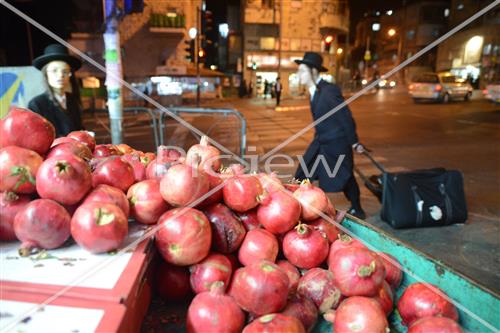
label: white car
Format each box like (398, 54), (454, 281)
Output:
(408, 73), (473, 103)
(483, 83), (500, 103)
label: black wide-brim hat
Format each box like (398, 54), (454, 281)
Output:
(33, 44), (82, 70)
(294, 52), (328, 72)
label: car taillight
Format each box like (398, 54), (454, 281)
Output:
(435, 85), (442, 92)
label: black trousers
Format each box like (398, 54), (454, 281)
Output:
(276, 92), (281, 106)
(343, 174), (361, 209)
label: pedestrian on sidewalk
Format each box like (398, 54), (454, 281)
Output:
(293, 52), (367, 219)
(274, 77), (282, 106)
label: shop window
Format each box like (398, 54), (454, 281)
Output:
(260, 37), (276, 50)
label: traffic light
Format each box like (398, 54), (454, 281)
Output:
(198, 48), (206, 63)
(324, 35), (334, 53)
(184, 39), (195, 63)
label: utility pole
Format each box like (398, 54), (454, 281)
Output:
(196, 6), (201, 107)
(277, 0), (282, 79)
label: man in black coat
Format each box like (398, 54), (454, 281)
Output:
(294, 52), (366, 219)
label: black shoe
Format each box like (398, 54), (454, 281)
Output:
(347, 207), (366, 220)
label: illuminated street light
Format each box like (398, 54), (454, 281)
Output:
(386, 10), (393, 15)
(188, 27), (197, 39)
(336, 48), (343, 55)
(372, 23), (381, 32)
(388, 28), (396, 37)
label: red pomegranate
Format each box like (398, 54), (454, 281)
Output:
(146, 159), (173, 180)
(222, 172), (263, 212)
(283, 224), (329, 269)
(308, 217), (340, 243)
(327, 234), (367, 266)
(83, 184), (130, 217)
(283, 178), (301, 193)
(115, 143), (134, 155)
(121, 153), (147, 182)
(67, 131), (96, 151)
(228, 260), (289, 315)
(373, 280), (394, 316)
(0, 192), (30, 241)
(256, 190), (301, 234)
(93, 144), (121, 158)
(92, 157), (135, 192)
(197, 172), (223, 207)
(331, 296), (389, 333)
(46, 141), (93, 161)
(14, 199), (71, 256)
(0, 106), (55, 155)
(238, 228), (278, 266)
(189, 253), (232, 294)
(257, 172), (284, 193)
(71, 202), (128, 253)
(51, 137), (78, 147)
(325, 198), (336, 217)
(187, 281), (245, 333)
(36, 155), (92, 205)
(156, 208), (212, 266)
(0, 146), (42, 194)
(237, 209), (260, 231)
(293, 180), (329, 221)
(160, 163), (209, 207)
(156, 146), (183, 163)
(156, 261), (192, 302)
(408, 317), (464, 333)
(330, 247), (386, 297)
(378, 252), (403, 290)
(127, 179), (168, 224)
(243, 314), (305, 333)
(186, 136), (221, 172)
(203, 203), (246, 253)
(297, 268), (342, 313)
(397, 283), (459, 326)
(277, 260), (301, 295)
(281, 295), (318, 332)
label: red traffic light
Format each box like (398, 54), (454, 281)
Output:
(324, 35), (334, 44)
(198, 49), (205, 58)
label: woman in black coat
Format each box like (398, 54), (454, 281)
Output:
(28, 44), (83, 137)
(294, 52), (366, 219)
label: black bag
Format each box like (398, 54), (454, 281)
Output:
(380, 168), (468, 228)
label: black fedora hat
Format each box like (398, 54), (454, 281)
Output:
(33, 44), (81, 70)
(294, 52), (328, 72)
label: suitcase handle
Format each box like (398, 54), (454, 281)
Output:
(361, 150), (386, 174)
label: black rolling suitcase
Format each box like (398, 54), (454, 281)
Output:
(355, 151), (468, 228)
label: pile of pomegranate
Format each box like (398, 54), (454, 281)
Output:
(1, 107), (465, 332)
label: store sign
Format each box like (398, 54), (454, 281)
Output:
(155, 65), (187, 76)
(0, 67), (45, 117)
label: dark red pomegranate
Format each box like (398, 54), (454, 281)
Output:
(243, 314), (305, 333)
(283, 178), (301, 193)
(93, 144), (120, 158)
(308, 217), (340, 243)
(0, 106), (55, 155)
(325, 197), (336, 217)
(51, 137), (78, 147)
(156, 145), (183, 163)
(71, 202), (128, 253)
(127, 179), (168, 224)
(83, 184), (130, 217)
(92, 157), (135, 192)
(0, 146), (42, 194)
(283, 224), (329, 269)
(258, 172), (284, 193)
(331, 296), (389, 333)
(373, 280), (394, 316)
(46, 141), (93, 160)
(37, 155), (92, 205)
(67, 131), (96, 151)
(222, 172), (263, 213)
(378, 252), (403, 290)
(397, 283), (459, 326)
(14, 199), (71, 256)
(156, 208), (212, 266)
(277, 260), (300, 295)
(281, 295), (318, 332)
(237, 209), (261, 231)
(293, 180), (329, 221)
(160, 163), (209, 207)
(327, 234), (367, 266)
(189, 253), (232, 294)
(121, 153), (147, 182)
(156, 261), (192, 302)
(187, 281), (245, 333)
(228, 260), (289, 315)
(0, 192), (30, 241)
(408, 317), (464, 333)
(297, 268), (342, 313)
(197, 172), (223, 207)
(203, 203), (246, 253)
(238, 228), (278, 266)
(186, 136), (221, 172)
(330, 247), (386, 297)
(257, 190), (301, 234)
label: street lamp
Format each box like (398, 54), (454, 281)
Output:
(387, 28), (396, 37)
(336, 48), (343, 55)
(188, 27), (197, 39)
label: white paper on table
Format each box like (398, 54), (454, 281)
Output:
(0, 224), (151, 290)
(0, 299), (104, 333)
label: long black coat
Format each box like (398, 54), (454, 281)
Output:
(28, 92), (83, 137)
(295, 80), (359, 192)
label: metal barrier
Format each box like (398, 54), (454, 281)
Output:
(156, 107), (247, 157)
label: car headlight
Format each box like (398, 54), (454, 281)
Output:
(379, 80), (387, 87)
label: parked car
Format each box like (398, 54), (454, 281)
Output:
(408, 73), (473, 103)
(483, 82), (500, 103)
